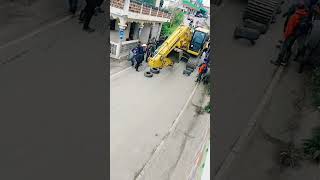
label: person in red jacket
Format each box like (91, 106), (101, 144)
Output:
(196, 62), (208, 83)
(272, 4), (310, 66)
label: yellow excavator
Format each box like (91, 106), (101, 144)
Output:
(147, 25), (210, 69)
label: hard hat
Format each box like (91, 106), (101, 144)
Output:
(142, 44), (147, 47)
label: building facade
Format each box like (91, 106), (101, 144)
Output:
(110, 0), (172, 59)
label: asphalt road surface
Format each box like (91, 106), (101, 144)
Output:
(212, 0), (284, 174)
(110, 61), (208, 180)
(0, 4), (107, 180)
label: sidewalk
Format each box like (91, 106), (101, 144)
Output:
(222, 65), (320, 180)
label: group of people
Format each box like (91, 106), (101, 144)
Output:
(129, 41), (157, 72)
(68, 0), (105, 33)
(271, 0), (320, 66)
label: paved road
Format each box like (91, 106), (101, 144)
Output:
(0, 6), (107, 180)
(212, 0), (283, 174)
(110, 62), (204, 180)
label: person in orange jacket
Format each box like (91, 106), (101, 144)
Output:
(196, 62), (208, 83)
(272, 4), (310, 66)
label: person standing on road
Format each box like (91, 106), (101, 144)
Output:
(196, 62), (208, 83)
(271, 4), (310, 66)
(129, 47), (137, 66)
(68, 0), (78, 14)
(134, 42), (145, 71)
(145, 43), (155, 62)
(78, 0), (97, 33)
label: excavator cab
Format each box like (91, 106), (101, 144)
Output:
(187, 27), (210, 56)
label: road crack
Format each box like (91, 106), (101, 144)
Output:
(0, 49), (29, 66)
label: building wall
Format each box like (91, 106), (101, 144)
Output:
(140, 23), (152, 44)
(110, 30), (118, 42)
(110, 19), (132, 42)
(150, 23), (160, 40)
(155, 0), (161, 7)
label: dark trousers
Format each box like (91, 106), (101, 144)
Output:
(130, 57), (135, 66)
(135, 61), (142, 71)
(68, 0), (78, 12)
(196, 73), (204, 82)
(277, 35), (297, 63)
(83, 0), (96, 29)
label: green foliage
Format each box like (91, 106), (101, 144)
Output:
(141, 0), (156, 6)
(204, 102), (210, 113)
(311, 67), (320, 107)
(160, 10), (184, 37)
(279, 143), (303, 168)
(303, 126), (320, 163)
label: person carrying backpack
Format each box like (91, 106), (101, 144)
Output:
(272, 4), (310, 66)
(196, 62), (208, 83)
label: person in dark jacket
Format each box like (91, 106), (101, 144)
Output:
(135, 54), (144, 71)
(272, 4), (310, 66)
(79, 0), (97, 33)
(68, 0), (78, 14)
(145, 43), (155, 62)
(134, 42), (145, 71)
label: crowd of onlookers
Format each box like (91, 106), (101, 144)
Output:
(128, 36), (167, 72)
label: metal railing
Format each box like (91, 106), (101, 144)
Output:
(111, 0), (172, 19)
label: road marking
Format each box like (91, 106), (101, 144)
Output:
(0, 15), (72, 50)
(215, 66), (284, 180)
(135, 83), (199, 179)
(110, 66), (132, 79)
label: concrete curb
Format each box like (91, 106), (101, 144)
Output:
(215, 66), (284, 180)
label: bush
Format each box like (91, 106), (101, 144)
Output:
(311, 67), (320, 107)
(303, 126), (320, 163)
(279, 143), (303, 168)
(204, 103), (210, 113)
(160, 10), (184, 37)
(141, 0), (156, 6)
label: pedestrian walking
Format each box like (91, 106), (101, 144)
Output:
(135, 54), (144, 72)
(271, 4), (310, 66)
(79, 0), (97, 33)
(68, 0), (78, 14)
(196, 62), (208, 83)
(135, 42), (145, 71)
(129, 47), (137, 66)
